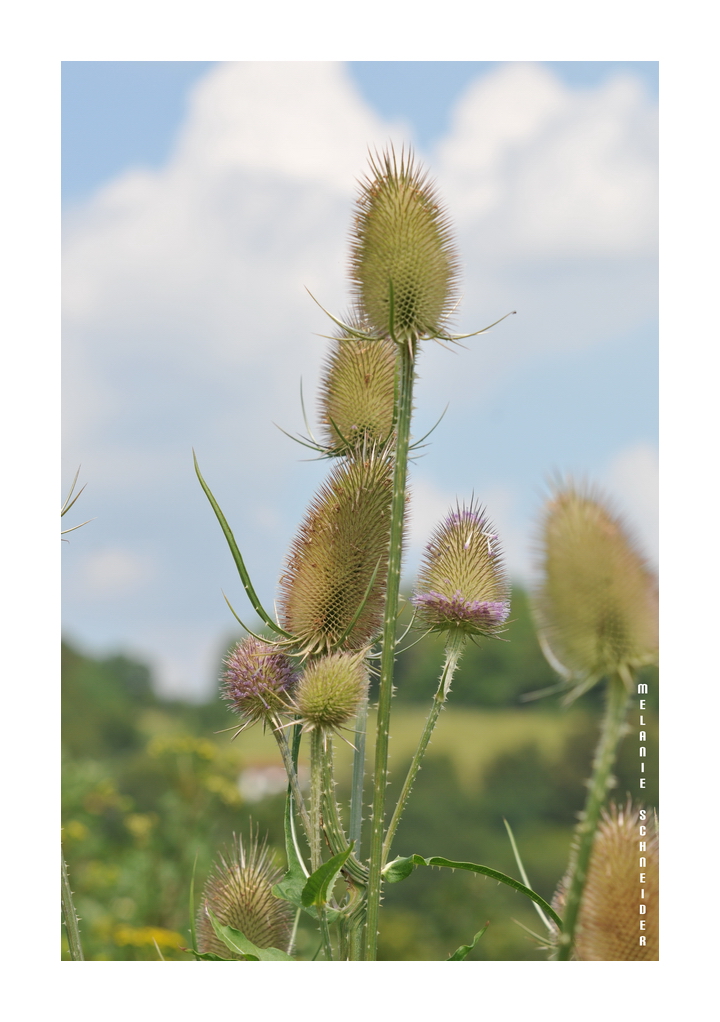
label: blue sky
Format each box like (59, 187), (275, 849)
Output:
(62, 61), (658, 698)
(62, 61), (658, 202)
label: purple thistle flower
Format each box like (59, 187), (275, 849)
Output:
(222, 637), (297, 724)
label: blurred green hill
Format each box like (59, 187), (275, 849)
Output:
(61, 586), (657, 961)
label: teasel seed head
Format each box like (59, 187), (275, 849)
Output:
(552, 800), (658, 960)
(294, 650), (369, 731)
(221, 636), (297, 725)
(196, 832), (293, 958)
(278, 455), (393, 656)
(318, 320), (397, 455)
(532, 480), (658, 696)
(350, 147), (459, 347)
(412, 501), (511, 638)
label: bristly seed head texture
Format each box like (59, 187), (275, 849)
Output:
(318, 322), (397, 455)
(294, 650), (369, 730)
(278, 455), (394, 656)
(533, 480), (658, 690)
(196, 832), (293, 958)
(222, 637), (297, 724)
(552, 801), (658, 960)
(350, 147), (459, 345)
(412, 501), (510, 637)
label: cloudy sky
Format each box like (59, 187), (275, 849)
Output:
(62, 61), (658, 699)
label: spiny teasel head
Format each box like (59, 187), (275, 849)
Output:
(294, 650), (369, 731)
(221, 636), (297, 725)
(278, 455), (394, 656)
(532, 480), (658, 696)
(196, 832), (293, 958)
(552, 801), (658, 960)
(412, 502), (510, 638)
(318, 320), (397, 455)
(350, 146), (459, 348)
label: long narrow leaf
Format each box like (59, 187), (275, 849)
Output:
(193, 451), (292, 637)
(447, 922), (489, 961)
(383, 854), (562, 931)
(503, 818), (552, 932)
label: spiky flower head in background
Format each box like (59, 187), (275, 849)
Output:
(532, 480), (658, 698)
(412, 502), (510, 638)
(552, 801), (658, 961)
(222, 636), (297, 727)
(278, 455), (393, 656)
(196, 832), (293, 958)
(350, 147), (459, 348)
(294, 650), (369, 732)
(318, 323), (397, 456)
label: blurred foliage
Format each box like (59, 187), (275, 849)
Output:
(61, 587), (657, 961)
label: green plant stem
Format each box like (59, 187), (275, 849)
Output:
(272, 723), (313, 848)
(320, 739), (368, 884)
(348, 695), (368, 852)
(556, 671), (631, 960)
(382, 631), (464, 864)
(309, 728), (324, 873)
(318, 734), (368, 959)
(363, 341), (415, 960)
(61, 850), (84, 961)
(310, 728), (334, 961)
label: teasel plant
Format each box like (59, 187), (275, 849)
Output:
(551, 800), (659, 960)
(530, 479), (659, 960)
(191, 146), (566, 962)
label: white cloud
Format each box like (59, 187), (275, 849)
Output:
(437, 62), (657, 262)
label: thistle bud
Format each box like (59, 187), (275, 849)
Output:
(533, 481), (658, 688)
(318, 325), (397, 454)
(196, 833), (293, 958)
(412, 502), (510, 637)
(222, 636), (297, 724)
(278, 455), (393, 656)
(553, 801), (658, 960)
(295, 651), (369, 730)
(350, 147), (459, 343)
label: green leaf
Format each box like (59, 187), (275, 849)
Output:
(382, 854), (563, 931)
(301, 845), (354, 908)
(183, 947), (233, 962)
(207, 910), (294, 961)
(447, 922), (489, 961)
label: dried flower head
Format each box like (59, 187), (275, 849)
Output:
(318, 324), (397, 455)
(196, 832), (293, 958)
(222, 637), (297, 725)
(533, 480), (658, 693)
(412, 502), (510, 637)
(278, 455), (393, 656)
(294, 650), (369, 731)
(553, 801), (658, 960)
(350, 147), (459, 345)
